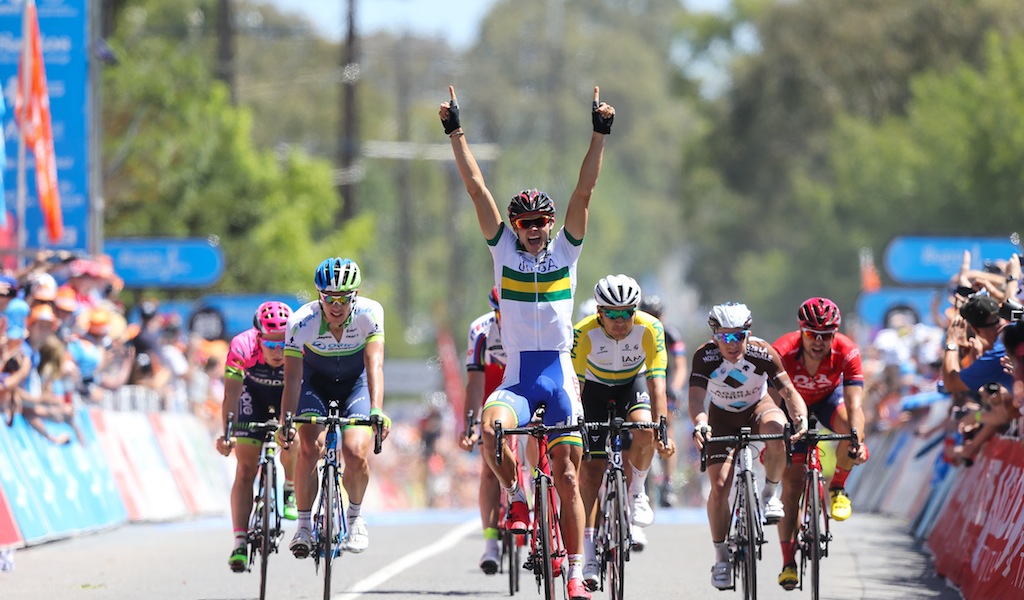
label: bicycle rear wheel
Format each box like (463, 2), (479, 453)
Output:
(503, 529), (520, 595)
(607, 470), (628, 600)
(807, 469), (823, 600)
(740, 470), (758, 600)
(259, 460), (277, 600)
(536, 477), (556, 600)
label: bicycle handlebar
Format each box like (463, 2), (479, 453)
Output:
(285, 412), (384, 455)
(494, 416), (588, 465)
(222, 412), (235, 443)
(698, 424), (793, 473)
(581, 415), (668, 459)
(463, 409), (480, 441)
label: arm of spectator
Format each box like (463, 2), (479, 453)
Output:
(941, 316), (970, 393)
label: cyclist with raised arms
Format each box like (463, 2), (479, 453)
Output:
(688, 302), (808, 590)
(280, 258), (391, 558)
(441, 83), (615, 600)
(771, 297), (867, 590)
(461, 286), (508, 575)
(571, 274), (677, 590)
(217, 301), (299, 572)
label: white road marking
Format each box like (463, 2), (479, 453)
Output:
(334, 519), (478, 599)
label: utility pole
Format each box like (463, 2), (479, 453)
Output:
(216, 0), (236, 104)
(337, 0), (360, 222)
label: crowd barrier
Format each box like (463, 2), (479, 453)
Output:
(0, 386), (230, 551)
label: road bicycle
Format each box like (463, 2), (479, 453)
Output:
(465, 408), (525, 596)
(223, 413), (284, 600)
(583, 401), (667, 600)
(700, 425), (791, 600)
(286, 399), (383, 600)
(495, 416), (588, 600)
(793, 417), (859, 600)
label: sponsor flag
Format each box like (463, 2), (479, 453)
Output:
(15, 0), (63, 244)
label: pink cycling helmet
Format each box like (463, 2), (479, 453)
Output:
(798, 297), (841, 330)
(254, 301), (291, 334)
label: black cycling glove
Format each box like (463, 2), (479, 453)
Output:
(442, 99), (461, 135)
(592, 100), (614, 134)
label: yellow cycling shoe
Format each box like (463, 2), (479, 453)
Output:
(778, 563), (798, 591)
(830, 487), (852, 521)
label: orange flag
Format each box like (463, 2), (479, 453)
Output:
(15, 0), (63, 244)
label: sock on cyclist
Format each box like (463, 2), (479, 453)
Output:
(233, 529), (247, 547)
(484, 526), (499, 541)
(568, 554), (583, 580)
(780, 540), (796, 565)
(583, 528), (596, 562)
(831, 467), (851, 490)
(506, 481), (527, 504)
(762, 479), (779, 500)
(284, 480), (295, 493)
(714, 540), (730, 562)
(629, 466), (649, 496)
(347, 502), (362, 522)
(298, 510), (312, 531)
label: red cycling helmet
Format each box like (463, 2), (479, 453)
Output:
(254, 301), (292, 334)
(798, 297), (841, 330)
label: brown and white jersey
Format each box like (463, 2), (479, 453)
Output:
(689, 336), (788, 412)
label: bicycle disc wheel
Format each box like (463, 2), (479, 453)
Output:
(808, 469), (822, 600)
(536, 477), (555, 600)
(259, 460), (277, 600)
(608, 471), (627, 600)
(321, 464), (338, 600)
(741, 470), (758, 600)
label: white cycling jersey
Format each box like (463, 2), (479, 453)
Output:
(689, 336), (786, 412)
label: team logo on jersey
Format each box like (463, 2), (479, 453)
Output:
(722, 367), (748, 388)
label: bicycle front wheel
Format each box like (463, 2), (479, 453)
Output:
(320, 464), (340, 600)
(608, 470), (628, 600)
(741, 469), (759, 600)
(536, 477), (556, 600)
(259, 460), (277, 600)
(807, 469), (823, 600)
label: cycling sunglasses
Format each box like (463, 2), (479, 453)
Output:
(801, 328), (836, 341)
(261, 339), (286, 350)
(601, 307), (636, 320)
(319, 290), (356, 306)
(513, 215), (554, 230)
(713, 330), (749, 344)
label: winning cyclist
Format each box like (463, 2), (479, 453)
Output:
(281, 257), (391, 557)
(441, 83), (615, 600)
(638, 295), (688, 507)
(461, 286), (508, 575)
(216, 301), (299, 572)
(771, 297), (867, 590)
(689, 302), (808, 590)
(572, 274), (677, 590)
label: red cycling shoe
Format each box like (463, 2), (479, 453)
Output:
(568, 577), (592, 600)
(505, 500), (530, 533)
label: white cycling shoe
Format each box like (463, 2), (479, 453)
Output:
(711, 560), (732, 589)
(631, 492), (654, 527)
(343, 516), (369, 553)
(289, 528), (314, 559)
(583, 559), (601, 591)
(763, 496), (785, 524)
(630, 523), (648, 552)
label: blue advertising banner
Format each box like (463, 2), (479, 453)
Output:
(105, 238), (225, 288)
(884, 236), (1020, 285)
(0, 0), (90, 251)
(856, 287), (940, 330)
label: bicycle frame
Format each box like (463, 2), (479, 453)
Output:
(700, 425), (791, 600)
(286, 400), (383, 600)
(585, 412), (667, 600)
(495, 417), (588, 600)
(795, 421), (859, 600)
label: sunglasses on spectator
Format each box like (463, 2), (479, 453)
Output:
(601, 307), (635, 320)
(261, 339), (286, 350)
(319, 290), (356, 306)
(802, 328), (836, 341)
(713, 330), (749, 344)
(513, 215), (553, 229)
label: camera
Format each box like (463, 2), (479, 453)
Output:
(1000, 298), (1024, 322)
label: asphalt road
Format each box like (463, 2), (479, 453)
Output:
(1, 508), (961, 600)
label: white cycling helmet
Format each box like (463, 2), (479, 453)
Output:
(594, 274), (642, 308)
(708, 302), (752, 330)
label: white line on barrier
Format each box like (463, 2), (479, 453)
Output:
(334, 519), (478, 599)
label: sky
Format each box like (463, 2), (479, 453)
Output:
(263, 0), (500, 48)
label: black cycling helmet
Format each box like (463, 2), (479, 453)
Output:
(640, 295), (664, 318)
(508, 189), (555, 221)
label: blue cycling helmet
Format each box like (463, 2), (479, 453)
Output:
(314, 257), (361, 292)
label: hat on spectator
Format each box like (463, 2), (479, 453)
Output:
(30, 272), (57, 302)
(54, 286), (78, 312)
(5, 297), (28, 340)
(84, 307), (111, 336)
(28, 303), (57, 328)
(960, 295), (1001, 329)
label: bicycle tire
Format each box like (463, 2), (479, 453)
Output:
(536, 477), (556, 600)
(608, 470), (628, 600)
(321, 463), (338, 600)
(259, 460), (276, 600)
(808, 468), (822, 600)
(741, 469), (758, 600)
(503, 529), (520, 595)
